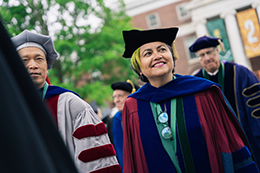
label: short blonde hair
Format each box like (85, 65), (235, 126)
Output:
(131, 47), (142, 73)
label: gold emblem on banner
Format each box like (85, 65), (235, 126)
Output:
(236, 8), (260, 58)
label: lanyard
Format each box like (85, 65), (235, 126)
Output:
(202, 62), (225, 92)
(153, 99), (177, 153)
(150, 98), (181, 173)
(151, 75), (177, 152)
(42, 81), (49, 100)
(149, 75), (181, 173)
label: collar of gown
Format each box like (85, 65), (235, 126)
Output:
(128, 74), (218, 103)
(207, 69), (219, 76)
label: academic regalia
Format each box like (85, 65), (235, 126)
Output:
(195, 61), (260, 166)
(10, 24), (121, 173)
(43, 85), (121, 173)
(112, 111), (124, 170)
(110, 80), (140, 171)
(0, 20), (79, 173)
(122, 74), (259, 173)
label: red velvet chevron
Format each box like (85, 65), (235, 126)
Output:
(73, 123), (108, 139)
(90, 164), (122, 173)
(78, 144), (116, 162)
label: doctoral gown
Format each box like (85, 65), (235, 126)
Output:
(112, 111), (124, 170)
(122, 74), (259, 173)
(195, 61), (260, 165)
(43, 85), (121, 173)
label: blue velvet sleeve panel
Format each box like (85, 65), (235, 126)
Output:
(221, 147), (259, 173)
(235, 64), (260, 166)
(233, 146), (258, 173)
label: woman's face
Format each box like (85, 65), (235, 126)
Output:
(139, 41), (174, 82)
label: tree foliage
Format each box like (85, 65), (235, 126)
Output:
(0, 0), (137, 105)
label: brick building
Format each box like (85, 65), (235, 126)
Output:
(124, 0), (260, 75)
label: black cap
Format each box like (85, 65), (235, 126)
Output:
(111, 81), (140, 94)
(122, 27), (179, 58)
(189, 36), (222, 52)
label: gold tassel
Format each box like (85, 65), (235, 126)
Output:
(218, 39), (225, 53)
(126, 79), (136, 94)
(171, 42), (179, 60)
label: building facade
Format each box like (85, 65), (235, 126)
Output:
(124, 0), (260, 75)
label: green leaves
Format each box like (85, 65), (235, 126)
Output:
(1, 0), (137, 106)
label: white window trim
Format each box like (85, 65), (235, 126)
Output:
(183, 36), (200, 64)
(146, 12), (161, 28)
(176, 2), (190, 21)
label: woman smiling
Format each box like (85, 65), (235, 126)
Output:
(121, 27), (258, 173)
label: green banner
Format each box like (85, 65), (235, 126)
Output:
(206, 18), (233, 62)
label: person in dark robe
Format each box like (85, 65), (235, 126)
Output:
(11, 29), (121, 173)
(121, 27), (259, 173)
(190, 36), (260, 166)
(108, 80), (139, 170)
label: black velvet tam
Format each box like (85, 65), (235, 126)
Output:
(111, 81), (140, 93)
(122, 27), (179, 58)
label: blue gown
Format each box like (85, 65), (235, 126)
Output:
(112, 111), (124, 170)
(123, 74), (258, 173)
(195, 61), (260, 166)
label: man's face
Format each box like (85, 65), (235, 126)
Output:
(112, 90), (130, 112)
(18, 47), (48, 89)
(196, 47), (220, 73)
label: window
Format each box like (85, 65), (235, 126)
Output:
(176, 3), (190, 21)
(184, 36), (198, 60)
(146, 12), (161, 28)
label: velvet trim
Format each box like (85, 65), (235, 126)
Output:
(73, 123), (108, 139)
(129, 74), (217, 103)
(235, 162), (259, 173)
(45, 94), (59, 126)
(89, 164), (122, 173)
(78, 144), (116, 162)
(233, 146), (251, 164)
(138, 99), (175, 173)
(45, 85), (79, 100)
(247, 97), (260, 108)
(182, 95), (212, 172)
(220, 152), (234, 173)
(176, 97), (195, 172)
(243, 83), (260, 97)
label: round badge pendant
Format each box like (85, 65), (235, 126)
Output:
(158, 112), (168, 123)
(161, 126), (172, 139)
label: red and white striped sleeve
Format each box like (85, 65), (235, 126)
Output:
(58, 92), (122, 173)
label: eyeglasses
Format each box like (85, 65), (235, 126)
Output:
(112, 94), (127, 100)
(197, 48), (216, 59)
(157, 104), (173, 140)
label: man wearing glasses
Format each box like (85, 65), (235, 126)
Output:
(189, 36), (260, 166)
(108, 80), (139, 171)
